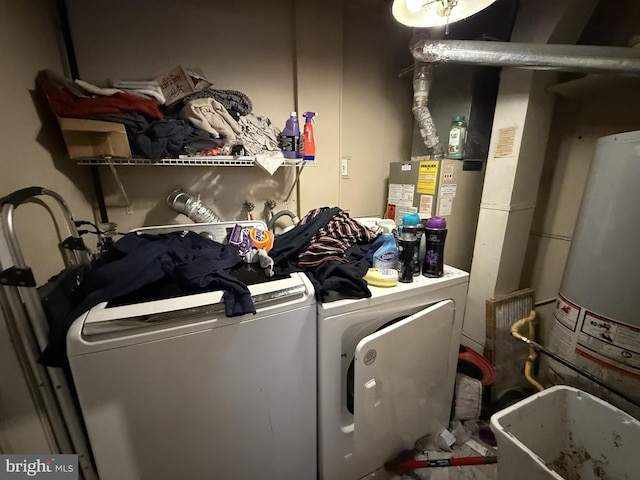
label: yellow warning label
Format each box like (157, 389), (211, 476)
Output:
(417, 160), (439, 194)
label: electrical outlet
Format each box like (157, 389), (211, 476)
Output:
(341, 157), (349, 177)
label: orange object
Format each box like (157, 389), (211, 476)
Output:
(249, 228), (274, 252)
(300, 112), (316, 160)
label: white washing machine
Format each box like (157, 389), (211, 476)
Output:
(318, 265), (469, 480)
(66, 222), (317, 480)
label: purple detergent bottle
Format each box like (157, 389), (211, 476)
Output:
(422, 216), (447, 278)
(279, 112), (300, 159)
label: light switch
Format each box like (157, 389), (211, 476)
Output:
(341, 157), (349, 177)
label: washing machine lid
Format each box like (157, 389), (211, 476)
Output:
(131, 220), (268, 243)
(318, 265), (468, 317)
(76, 219), (312, 337)
(76, 271), (313, 338)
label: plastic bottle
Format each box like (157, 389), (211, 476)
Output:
(422, 216), (447, 278)
(400, 212), (422, 277)
(447, 115), (467, 159)
(280, 112), (300, 159)
(372, 233), (399, 270)
(299, 112), (317, 160)
(398, 232), (418, 283)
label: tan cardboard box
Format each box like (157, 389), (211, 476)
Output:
(57, 117), (131, 159)
(154, 65), (211, 106)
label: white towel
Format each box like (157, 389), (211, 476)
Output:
(254, 151), (285, 175)
(74, 79), (123, 96)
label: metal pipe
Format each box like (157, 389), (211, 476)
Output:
(511, 311), (640, 409)
(411, 39), (640, 75)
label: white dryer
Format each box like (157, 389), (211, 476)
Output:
(317, 266), (469, 480)
(66, 222), (317, 480)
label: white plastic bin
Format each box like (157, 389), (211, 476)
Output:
(490, 385), (640, 480)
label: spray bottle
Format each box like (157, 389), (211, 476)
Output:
(299, 112), (317, 160)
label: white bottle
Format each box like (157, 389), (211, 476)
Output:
(372, 233), (398, 269)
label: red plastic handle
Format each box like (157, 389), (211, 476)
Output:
(400, 456), (497, 469)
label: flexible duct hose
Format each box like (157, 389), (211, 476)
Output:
(410, 33), (444, 159)
(267, 209), (299, 233)
(412, 61), (444, 158)
(167, 189), (223, 223)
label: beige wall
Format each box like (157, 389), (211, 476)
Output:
(339, 2), (414, 215)
(462, 0), (640, 354)
(0, 0), (98, 454)
(0, 0), (413, 452)
(522, 78), (640, 342)
(0, 0), (96, 283)
(64, 0), (413, 231)
(462, 0), (599, 351)
(4, 0), (638, 458)
(520, 0), (640, 346)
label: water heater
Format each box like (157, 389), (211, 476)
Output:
(546, 130), (640, 413)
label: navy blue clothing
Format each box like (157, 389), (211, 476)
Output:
(40, 231), (254, 367)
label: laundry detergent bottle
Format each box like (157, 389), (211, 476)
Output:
(279, 112), (300, 159)
(372, 233), (399, 270)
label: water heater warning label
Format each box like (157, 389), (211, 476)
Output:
(581, 312), (640, 352)
(577, 310), (640, 371)
(550, 297), (640, 386)
(554, 295), (581, 331)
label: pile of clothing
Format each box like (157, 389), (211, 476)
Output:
(38, 69), (282, 160)
(269, 207), (381, 302)
(40, 229), (257, 367)
(39, 207), (382, 368)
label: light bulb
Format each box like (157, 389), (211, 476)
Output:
(406, 0), (424, 13)
(393, 0), (498, 28)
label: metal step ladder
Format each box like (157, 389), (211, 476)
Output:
(0, 187), (97, 480)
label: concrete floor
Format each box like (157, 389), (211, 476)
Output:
(360, 429), (498, 480)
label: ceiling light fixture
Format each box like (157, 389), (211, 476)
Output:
(392, 0), (498, 28)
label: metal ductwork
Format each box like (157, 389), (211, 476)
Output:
(411, 39), (640, 76)
(167, 189), (223, 223)
(412, 62), (444, 159)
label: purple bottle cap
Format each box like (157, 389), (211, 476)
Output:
(426, 216), (446, 229)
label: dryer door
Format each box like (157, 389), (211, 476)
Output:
(352, 299), (456, 454)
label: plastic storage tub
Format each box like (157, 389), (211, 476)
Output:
(490, 385), (640, 480)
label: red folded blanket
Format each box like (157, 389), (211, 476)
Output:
(44, 84), (163, 120)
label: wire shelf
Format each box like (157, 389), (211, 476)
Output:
(76, 156), (314, 167)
